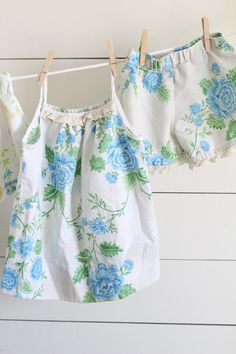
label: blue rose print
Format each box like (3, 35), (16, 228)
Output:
(89, 217), (109, 235)
(145, 153), (171, 167)
(13, 237), (34, 258)
(49, 153), (76, 192)
(206, 78), (236, 119)
(193, 117), (203, 127)
(190, 103), (202, 116)
(1, 268), (18, 291)
(142, 71), (163, 93)
(88, 263), (124, 300)
(67, 134), (75, 144)
(123, 259), (134, 271)
(107, 134), (139, 172)
(211, 63), (221, 75)
(105, 172), (118, 184)
(31, 257), (42, 280)
(127, 52), (139, 84)
(163, 56), (173, 77)
(113, 114), (122, 127)
(200, 140), (210, 152)
(10, 212), (17, 228)
(56, 132), (66, 144)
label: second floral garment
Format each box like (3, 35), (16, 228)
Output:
(0, 73), (27, 202)
(1, 72), (160, 303)
(117, 32), (236, 170)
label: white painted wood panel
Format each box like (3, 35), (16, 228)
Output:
(0, 0), (235, 57)
(0, 259), (236, 324)
(0, 321), (236, 354)
(1, 194), (236, 260)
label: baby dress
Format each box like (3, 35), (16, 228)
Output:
(0, 73), (27, 202)
(117, 32), (236, 171)
(1, 71), (160, 303)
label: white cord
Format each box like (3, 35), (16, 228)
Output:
(11, 59), (127, 81)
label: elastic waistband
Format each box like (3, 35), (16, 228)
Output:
(127, 32), (234, 71)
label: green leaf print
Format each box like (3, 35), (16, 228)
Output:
(34, 240), (42, 255)
(161, 141), (175, 160)
(75, 157), (81, 177)
(22, 280), (33, 294)
(68, 147), (79, 159)
(124, 171), (137, 188)
(226, 68), (236, 88)
(89, 155), (106, 172)
(45, 145), (55, 163)
(8, 249), (16, 259)
(75, 249), (92, 265)
(73, 264), (89, 284)
(136, 168), (149, 184)
(82, 292), (96, 303)
(98, 133), (113, 153)
(99, 241), (123, 257)
(58, 191), (65, 210)
(27, 127), (41, 144)
(207, 115), (225, 129)
(226, 120), (236, 141)
(43, 184), (58, 202)
(118, 284), (136, 299)
(158, 85), (170, 102)
(199, 78), (212, 95)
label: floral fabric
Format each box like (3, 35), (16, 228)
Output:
(0, 73), (27, 202)
(1, 74), (160, 302)
(117, 32), (236, 170)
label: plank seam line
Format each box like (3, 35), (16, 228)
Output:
(0, 256), (236, 261)
(0, 319), (235, 326)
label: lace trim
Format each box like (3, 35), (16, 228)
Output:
(41, 100), (113, 125)
(149, 139), (236, 174)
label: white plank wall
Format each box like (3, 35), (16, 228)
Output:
(0, 1), (236, 353)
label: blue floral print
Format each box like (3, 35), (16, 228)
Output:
(67, 134), (75, 144)
(56, 132), (66, 144)
(181, 63), (236, 158)
(206, 78), (236, 119)
(49, 153), (76, 192)
(10, 212), (17, 228)
(113, 114), (122, 127)
(1, 268), (18, 291)
(211, 63), (221, 75)
(105, 172), (118, 184)
(190, 103), (202, 116)
(89, 217), (109, 235)
(123, 259), (134, 271)
(31, 257), (42, 281)
(193, 117), (203, 126)
(127, 52), (139, 84)
(88, 263), (124, 301)
(13, 237), (34, 258)
(142, 71), (163, 93)
(200, 140), (210, 152)
(107, 134), (139, 172)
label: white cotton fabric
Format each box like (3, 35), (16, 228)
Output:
(1, 73), (160, 303)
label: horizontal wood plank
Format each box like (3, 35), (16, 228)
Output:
(0, 321), (236, 354)
(0, 259), (236, 324)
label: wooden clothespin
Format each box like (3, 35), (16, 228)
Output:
(201, 17), (211, 53)
(139, 29), (148, 66)
(38, 50), (55, 85)
(106, 40), (118, 77)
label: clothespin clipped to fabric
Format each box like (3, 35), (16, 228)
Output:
(139, 29), (148, 66)
(107, 40), (118, 77)
(201, 17), (211, 53)
(38, 50), (55, 85)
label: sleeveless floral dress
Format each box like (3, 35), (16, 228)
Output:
(1, 72), (160, 303)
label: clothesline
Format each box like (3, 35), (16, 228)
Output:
(10, 31), (236, 81)
(9, 43), (184, 81)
